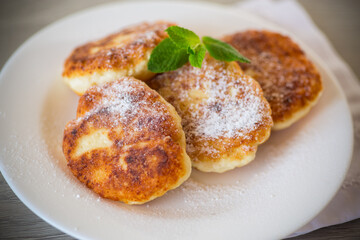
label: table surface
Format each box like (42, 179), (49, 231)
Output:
(0, 0), (359, 239)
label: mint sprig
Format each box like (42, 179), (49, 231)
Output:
(147, 38), (189, 73)
(148, 26), (250, 73)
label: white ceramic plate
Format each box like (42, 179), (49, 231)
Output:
(0, 2), (353, 239)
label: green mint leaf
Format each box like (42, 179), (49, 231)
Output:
(148, 27), (251, 73)
(202, 36), (251, 63)
(148, 38), (189, 73)
(166, 26), (200, 50)
(189, 44), (206, 68)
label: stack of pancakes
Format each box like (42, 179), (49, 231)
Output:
(62, 21), (322, 204)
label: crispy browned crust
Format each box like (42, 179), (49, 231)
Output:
(62, 21), (174, 78)
(63, 77), (190, 204)
(223, 30), (323, 127)
(149, 55), (273, 172)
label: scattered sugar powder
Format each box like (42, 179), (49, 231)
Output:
(133, 29), (158, 45)
(125, 177), (249, 219)
(177, 61), (268, 141)
(102, 22), (170, 60)
(127, 21), (169, 45)
(73, 77), (168, 131)
(189, 80), (263, 139)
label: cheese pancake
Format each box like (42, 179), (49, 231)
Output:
(149, 55), (273, 173)
(223, 30), (323, 130)
(62, 21), (174, 95)
(63, 77), (191, 204)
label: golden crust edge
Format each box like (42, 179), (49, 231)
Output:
(272, 88), (323, 130)
(63, 78), (192, 205)
(63, 50), (155, 95)
(192, 125), (272, 173)
(191, 73), (272, 173)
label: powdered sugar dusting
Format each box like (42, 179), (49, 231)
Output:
(73, 77), (168, 131)
(154, 58), (271, 157)
(64, 21), (173, 80)
(187, 67), (264, 139)
(133, 29), (159, 45)
(127, 177), (248, 219)
(103, 21), (171, 58)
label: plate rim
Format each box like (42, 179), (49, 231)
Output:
(0, 1), (354, 239)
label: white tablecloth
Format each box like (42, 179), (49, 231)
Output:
(236, 0), (360, 237)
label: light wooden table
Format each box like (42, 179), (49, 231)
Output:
(1, 0), (359, 239)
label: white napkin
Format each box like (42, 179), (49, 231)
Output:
(236, 0), (360, 237)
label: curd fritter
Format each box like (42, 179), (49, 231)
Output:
(149, 55), (273, 173)
(62, 21), (174, 95)
(223, 30), (323, 130)
(63, 77), (191, 204)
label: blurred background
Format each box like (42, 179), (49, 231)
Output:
(0, 0), (359, 239)
(1, 0), (359, 79)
